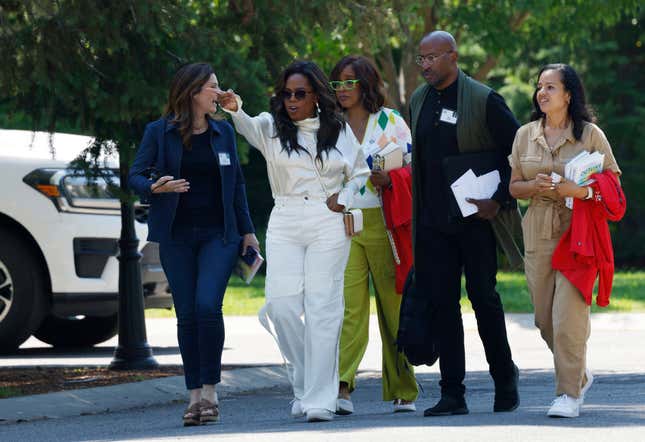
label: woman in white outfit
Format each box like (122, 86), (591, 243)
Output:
(219, 61), (369, 422)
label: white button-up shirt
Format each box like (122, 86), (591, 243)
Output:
(224, 104), (369, 208)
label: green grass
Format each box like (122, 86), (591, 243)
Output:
(0, 387), (22, 399)
(146, 271), (645, 318)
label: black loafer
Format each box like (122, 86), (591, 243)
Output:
(494, 364), (520, 412)
(423, 396), (469, 416)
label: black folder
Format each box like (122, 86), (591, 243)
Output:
(441, 150), (505, 219)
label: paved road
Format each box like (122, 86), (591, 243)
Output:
(3, 369), (645, 442)
(6, 314), (645, 375)
(2, 314), (645, 441)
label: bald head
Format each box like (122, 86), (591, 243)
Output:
(418, 30), (459, 89)
(421, 31), (457, 52)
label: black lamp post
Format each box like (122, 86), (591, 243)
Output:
(109, 161), (158, 370)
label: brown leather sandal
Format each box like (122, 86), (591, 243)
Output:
(183, 402), (201, 426)
(199, 399), (219, 423)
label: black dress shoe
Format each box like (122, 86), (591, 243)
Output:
(494, 364), (520, 412)
(423, 396), (469, 416)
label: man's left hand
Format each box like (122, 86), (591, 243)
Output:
(466, 198), (500, 220)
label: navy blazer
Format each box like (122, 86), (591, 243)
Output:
(128, 116), (255, 244)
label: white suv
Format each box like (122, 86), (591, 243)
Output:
(0, 129), (171, 353)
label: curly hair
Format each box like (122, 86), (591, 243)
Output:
(530, 63), (595, 141)
(330, 55), (386, 114)
(269, 61), (344, 165)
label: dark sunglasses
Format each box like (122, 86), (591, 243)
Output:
(280, 89), (314, 101)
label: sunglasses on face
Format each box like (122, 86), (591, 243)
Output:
(329, 79), (360, 91)
(280, 89), (314, 101)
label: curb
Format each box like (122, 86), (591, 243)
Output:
(0, 365), (289, 425)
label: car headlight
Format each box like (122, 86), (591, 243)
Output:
(23, 168), (121, 215)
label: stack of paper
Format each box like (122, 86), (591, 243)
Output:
(563, 150), (604, 208)
(450, 169), (501, 217)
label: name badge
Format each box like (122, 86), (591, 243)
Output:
(440, 108), (458, 124)
(218, 152), (231, 166)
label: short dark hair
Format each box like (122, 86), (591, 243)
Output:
(330, 55), (386, 114)
(530, 63), (595, 140)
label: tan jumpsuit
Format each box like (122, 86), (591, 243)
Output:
(509, 120), (621, 397)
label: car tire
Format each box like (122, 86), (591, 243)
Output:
(0, 230), (48, 353)
(35, 313), (118, 348)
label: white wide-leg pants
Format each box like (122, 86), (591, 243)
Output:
(259, 196), (351, 413)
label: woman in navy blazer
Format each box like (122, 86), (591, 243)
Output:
(129, 63), (258, 426)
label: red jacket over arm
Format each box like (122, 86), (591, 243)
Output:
(552, 171), (626, 307)
(382, 165), (413, 294)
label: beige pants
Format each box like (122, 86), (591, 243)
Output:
(525, 228), (590, 398)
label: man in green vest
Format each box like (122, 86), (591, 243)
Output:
(409, 31), (521, 416)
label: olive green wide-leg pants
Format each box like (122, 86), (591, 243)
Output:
(338, 208), (418, 401)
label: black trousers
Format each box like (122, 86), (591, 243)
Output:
(415, 220), (515, 398)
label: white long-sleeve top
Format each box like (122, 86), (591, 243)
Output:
(223, 104), (369, 208)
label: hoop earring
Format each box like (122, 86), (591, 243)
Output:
(316, 102), (321, 115)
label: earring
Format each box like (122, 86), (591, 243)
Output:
(316, 102), (321, 115)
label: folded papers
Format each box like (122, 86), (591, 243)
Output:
(450, 168), (501, 217)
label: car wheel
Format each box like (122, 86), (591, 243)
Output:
(35, 313), (118, 348)
(0, 230), (48, 353)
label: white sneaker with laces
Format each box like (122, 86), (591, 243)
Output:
(290, 399), (304, 418)
(306, 408), (334, 422)
(547, 394), (580, 418)
(336, 398), (354, 415)
(393, 399), (416, 413)
(579, 369), (594, 405)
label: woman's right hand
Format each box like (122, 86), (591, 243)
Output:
(534, 173), (555, 193)
(150, 175), (190, 194)
(218, 89), (239, 112)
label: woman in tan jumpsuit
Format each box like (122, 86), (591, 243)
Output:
(508, 64), (620, 418)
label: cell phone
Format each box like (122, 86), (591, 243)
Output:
(240, 247), (258, 266)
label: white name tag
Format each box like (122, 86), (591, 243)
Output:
(440, 108), (458, 124)
(218, 152), (231, 166)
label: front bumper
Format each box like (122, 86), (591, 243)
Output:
(51, 242), (173, 317)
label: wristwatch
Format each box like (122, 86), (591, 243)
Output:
(584, 186), (593, 200)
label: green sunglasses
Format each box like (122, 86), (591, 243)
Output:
(329, 79), (360, 91)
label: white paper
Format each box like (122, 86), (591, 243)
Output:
(450, 168), (501, 217)
(476, 170), (501, 199)
(450, 169), (479, 217)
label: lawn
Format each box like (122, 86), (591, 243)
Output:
(146, 271), (645, 318)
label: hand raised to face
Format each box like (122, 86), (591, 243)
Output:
(218, 89), (240, 112)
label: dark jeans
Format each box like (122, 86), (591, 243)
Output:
(159, 225), (239, 390)
(415, 220), (515, 398)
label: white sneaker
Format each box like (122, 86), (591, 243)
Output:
(290, 399), (304, 418)
(336, 398), (354, 415)
(306, 408), (334, 422)
(547, 394), (580, 418)
(579, 369), (594, 405)
(393, 399), (416, 413)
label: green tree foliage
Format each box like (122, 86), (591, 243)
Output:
(300, 0), (640, 118)
(0, 1), (642, 264)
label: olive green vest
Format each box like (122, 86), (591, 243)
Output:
(410, 69), (524, 269)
